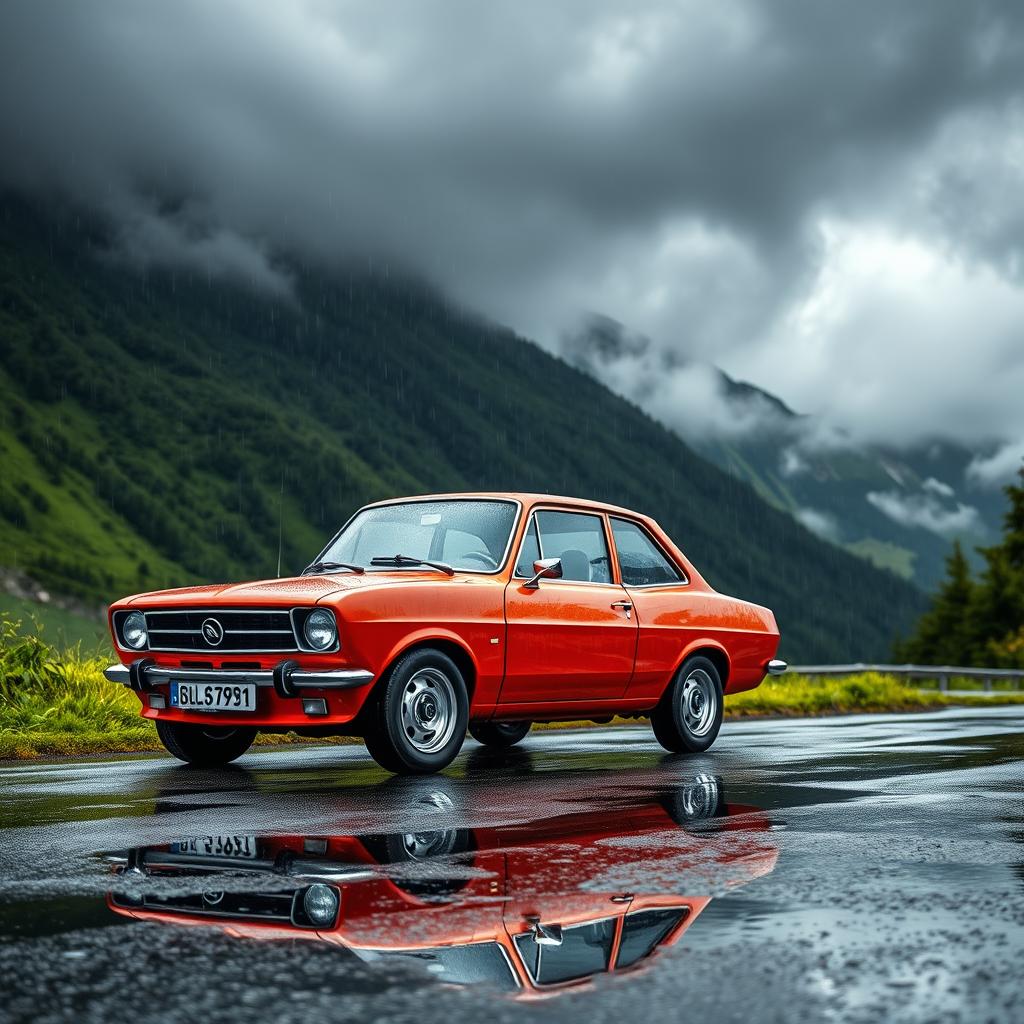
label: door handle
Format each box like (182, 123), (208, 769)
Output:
(610, 893), (634, 904)
(611, 601), (633, 619)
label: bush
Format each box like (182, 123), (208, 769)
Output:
(0, 613), (142, 737)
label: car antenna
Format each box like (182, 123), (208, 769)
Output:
(275, 470), (284, 578)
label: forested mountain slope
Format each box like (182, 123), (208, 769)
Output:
(0, 198), (926, 660)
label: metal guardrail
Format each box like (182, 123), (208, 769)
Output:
(788, 663), (1024, 693)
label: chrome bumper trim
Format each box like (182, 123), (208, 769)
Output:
(103, 663), (374, 690)
(766, 659), (788, 676)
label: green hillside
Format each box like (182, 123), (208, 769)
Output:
(0, 197), (926, 661)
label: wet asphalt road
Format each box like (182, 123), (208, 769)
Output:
(0, 707), (1022, 1024)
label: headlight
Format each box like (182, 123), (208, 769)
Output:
(122, 611), (148, 650)
(303, 609), (337, 651)
(303, 883), (339, 926)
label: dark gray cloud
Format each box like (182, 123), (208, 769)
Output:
(3, 1), (1024, 459)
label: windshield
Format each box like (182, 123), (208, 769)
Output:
(318, 499), (518, 573)
(358, 943), (519, 991)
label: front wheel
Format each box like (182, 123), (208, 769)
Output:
(468, 720), (531, 748)
(650, 656), (724, 753)
(363, 648), (469, 775)
(155, 721), (256, 766)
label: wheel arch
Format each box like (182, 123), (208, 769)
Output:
(372, 631), (479, 704)
(663, 640), (730, 699)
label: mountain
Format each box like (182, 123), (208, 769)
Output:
(0, 197), (926, 662)
(564, 314), (1000, 591)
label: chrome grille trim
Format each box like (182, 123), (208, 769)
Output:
(140, 607), (305, 654)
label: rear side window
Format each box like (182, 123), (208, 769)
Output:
(616, 908), (688, 969)
(610, 518), (684, 587)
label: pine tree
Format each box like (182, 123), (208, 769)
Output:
(999, 467), (1024, 570)
(894, 540), (974, 664)
(895, 466), (1024, 666)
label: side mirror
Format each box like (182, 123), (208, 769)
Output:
(526, 916), (563, 946)
(525, 557), (562, 590)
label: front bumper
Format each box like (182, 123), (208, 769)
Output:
(103, 661), (374, 692)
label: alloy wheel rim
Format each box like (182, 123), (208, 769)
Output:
(401, 667), (458, 754)
(401, 829), (458, 859)
(678, 772), (719, 818)
(680, 669), (717, 736)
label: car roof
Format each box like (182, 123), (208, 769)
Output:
(362, 491), (651, 520)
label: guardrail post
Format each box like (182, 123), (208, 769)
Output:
(983, 676), (992, 693)
(938, 674), (948, 693)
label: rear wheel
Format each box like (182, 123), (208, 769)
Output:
(468, 720), (531, 748)
(650, 656), (724, 753)
(155, 721), (256, 766)
(363, 648), (469, 775)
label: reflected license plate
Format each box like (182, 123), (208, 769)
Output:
(170, 681), (256, 712)
(171, 835), (257, 858)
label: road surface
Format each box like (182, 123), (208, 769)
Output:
(1, 707), (1022, 1023)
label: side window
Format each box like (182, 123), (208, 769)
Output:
(514, 918), (616, 985)
(610, 518), (684, 587)
(534, 510), (611, 583)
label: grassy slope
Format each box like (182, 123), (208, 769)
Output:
(0, 197), (927, 661)
(0, 595), (109, 652)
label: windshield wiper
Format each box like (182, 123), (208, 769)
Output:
(302, 560), (365, 576)
(370, 554), (455, 576)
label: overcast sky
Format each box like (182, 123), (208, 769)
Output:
(3, 1), (1024, 478)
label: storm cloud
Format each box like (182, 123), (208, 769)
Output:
(3, 1), (1024, 466)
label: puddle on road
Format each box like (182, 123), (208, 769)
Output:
(2, 772), (783, 998)
(120, 773), (779, 997)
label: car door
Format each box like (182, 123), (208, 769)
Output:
(608, 516), (699, 697)
(501, 509), (637, 705)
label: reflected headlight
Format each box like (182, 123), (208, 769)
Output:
(303, 609), (337, 651)
(122, 611), (148, 650)
(303, 883), (339, 925)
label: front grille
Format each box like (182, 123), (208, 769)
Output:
(112, 890), (297, 923)
(144, 608), (298, 653)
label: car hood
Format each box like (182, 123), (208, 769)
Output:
(123, 572), (444, 608)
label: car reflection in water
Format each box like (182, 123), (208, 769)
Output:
(107, 770), (777, 997)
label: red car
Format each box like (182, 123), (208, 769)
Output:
(107, 774), (778, 996)
(104, 493), (785, 773)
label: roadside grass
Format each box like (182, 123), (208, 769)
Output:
(725, 671), (1024, 716)
(2, 613), (1022, 760)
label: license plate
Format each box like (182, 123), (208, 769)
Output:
(170, 681), (256, 712)
(172, 835), (258, 859)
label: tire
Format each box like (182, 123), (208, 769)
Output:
(650, 656), (724, 753)
(661, 773), (723, 825)
(155, 720), (256, 766)
(363, 648), (469, 775)
(360, 828), (474, 897)
(468, 720), (531, 748)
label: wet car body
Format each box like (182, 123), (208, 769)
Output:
(105, 493), (784, 771)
